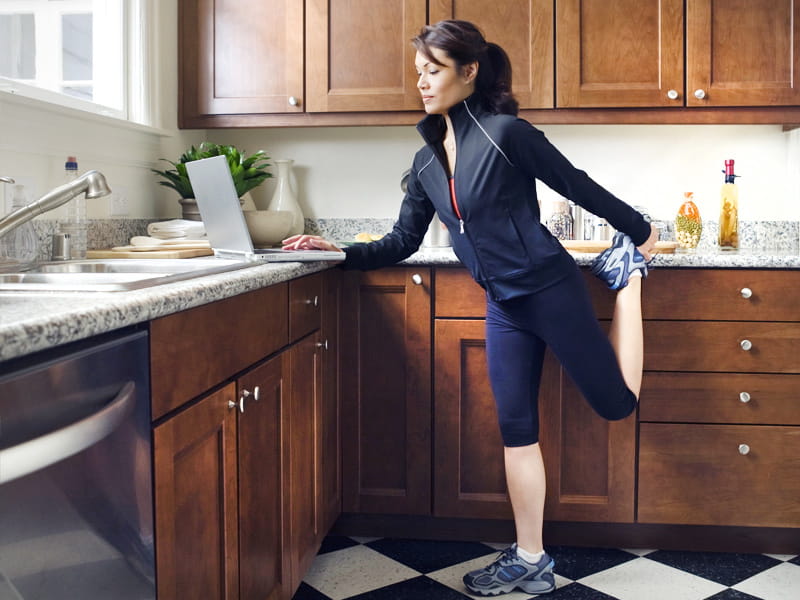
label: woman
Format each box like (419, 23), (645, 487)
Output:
(284, 20), (658, 597)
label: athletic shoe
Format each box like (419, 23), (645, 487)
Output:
(463, 544), (556, 596)
(591, 231), (649, 290)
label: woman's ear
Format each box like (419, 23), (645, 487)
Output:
(462, 61), (479, 84)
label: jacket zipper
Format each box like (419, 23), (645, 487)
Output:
(448, 176), (465, 233)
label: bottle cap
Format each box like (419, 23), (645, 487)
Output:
(65, 156), (78, 170)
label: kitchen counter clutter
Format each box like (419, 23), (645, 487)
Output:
(1, 247), (800, 362)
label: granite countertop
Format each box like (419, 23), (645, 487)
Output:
(1, 247), (799, 363)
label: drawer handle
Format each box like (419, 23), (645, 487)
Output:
(666, 89), (679, 100)
(738, 443), (750, 456)
(740, 339), (752, 351)
(739, 391), (751, 403)
(740, 287), (753, 299)
(694, 88), (706, 100)
(242, 387), (260, 402)
(316, 339), (329, 351)
(411, 273), (423, 285)
(305, 295), (319, 307)
(229, 397), (245, 413)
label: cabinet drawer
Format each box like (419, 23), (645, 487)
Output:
(643, 270), (800, 321)
(644, 321), (800, 373)
(638, 423), (800, 528)
(151, 284), (289, 420)
(640, 372), (800, 425)
(289, 273), (323, 341)
(434, 267), (615, 319)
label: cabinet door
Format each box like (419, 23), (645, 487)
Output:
(429, 0), (554, 109)
(556, 0), (685, 107)
(320, 269), (343, 534)
(434, 319), (512, 519)
(306, 0), (426, 111)
(340, 268), (432, 514)
(238, 357), (287, 600)
(179, 0), (304, 122)
(434, 319), (636, 523)
(687, 0), (800, 106)
(154, 385), (239, 600)
(285, 333), (323, 593)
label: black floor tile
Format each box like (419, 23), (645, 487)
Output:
(365, 538), (497, 573)
(645, 550), (781, 587)
(790, 555), (800, 566)
(546, 546), (638, 581)
(346, 576), (470, 599)
(292, 582), (332, 600)
(703, 589), (765, 600)
(318, 535), (361, 555)
(548, 582), (618, 599)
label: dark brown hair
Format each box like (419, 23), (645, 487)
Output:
(412, 20), (519, 116)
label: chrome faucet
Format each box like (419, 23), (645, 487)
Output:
(0, 176), (15, 184)
(0, 170), (111, 239)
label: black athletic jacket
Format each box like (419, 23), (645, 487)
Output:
(343, 94), (651, 301)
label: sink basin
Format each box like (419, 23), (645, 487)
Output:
(0, 258), (254, 291)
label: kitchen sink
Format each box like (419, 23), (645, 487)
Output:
(0, 258), (255, 291)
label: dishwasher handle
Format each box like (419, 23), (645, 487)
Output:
(0, 381), (136, 485)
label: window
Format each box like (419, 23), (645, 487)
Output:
(0, 0), (151, 125)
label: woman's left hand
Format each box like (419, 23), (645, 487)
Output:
(636, 224), (660, 261)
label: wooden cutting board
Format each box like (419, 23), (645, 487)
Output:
(86, 248), (214, 259)
(561, 240), (679, 254)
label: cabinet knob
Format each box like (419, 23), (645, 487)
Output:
(740, 339), (753, 351)
(316, 339), (329, 350)
(288, 96), (299, 107)
(738, 443), (750, 455)
(305, 295), (319, 307)
(740, 287), (753, 299)
(666, 89), (679, 100)
(228, 397), (245, 413)
(694, 89), (706, 100)
(411, 273), (423, 285)
(242, 387), (260, 402)
(739, 391), (751, 403)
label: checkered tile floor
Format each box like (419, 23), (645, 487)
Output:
(292, 536), (800, 600)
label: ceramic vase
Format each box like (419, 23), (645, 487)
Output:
(268, 159), (304, 236)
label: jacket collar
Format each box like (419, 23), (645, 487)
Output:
(416, 93), (485, 147)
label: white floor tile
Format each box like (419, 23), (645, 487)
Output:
(578, 557), (726, 600)
(764, 553), (797, 562)
(303, 545), (420, 600)
(733, 562), (800, 600)
(621, 548), (657, 557)
(427, 554), (572, 599)
(348, 536), (380, 544)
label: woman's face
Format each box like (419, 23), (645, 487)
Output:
(415, 47), (477, 115)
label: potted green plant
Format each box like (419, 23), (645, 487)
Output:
(152, 142), (272, 220)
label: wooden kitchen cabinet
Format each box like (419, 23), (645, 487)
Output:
(556, 0), (800, 108)
(429, 0), (554, 109)
(340, 267), (432, 515)
(433, 268), (635, 523)
(154, 384), (240, 600)
(306, 0), (426, 112)
(178, 0), (304, 125)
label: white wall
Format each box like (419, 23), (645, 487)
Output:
(213, 123), (800, 224)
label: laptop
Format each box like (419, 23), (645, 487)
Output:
(185, 155), (345, 263)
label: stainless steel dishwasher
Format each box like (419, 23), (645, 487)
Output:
(0, 328), (154, 600)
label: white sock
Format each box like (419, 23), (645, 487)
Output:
(515, 545), (545, 563)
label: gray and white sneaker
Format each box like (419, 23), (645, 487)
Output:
(590, 231), (649, 290)
(463, 544), (556, 596)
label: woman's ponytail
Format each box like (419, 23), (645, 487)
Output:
(480, 42), (519, 116)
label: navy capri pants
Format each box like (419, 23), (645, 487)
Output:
(485, 264), (637, 447)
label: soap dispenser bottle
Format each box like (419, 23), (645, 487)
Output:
(718, 159), (739, 250)
(0, 184), (38, 269)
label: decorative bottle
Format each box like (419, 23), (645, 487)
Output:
(545, 197), (573, 240)
(675, 192), (702, 249)
(267, 159), (304, 237)
(61, 156), (88, 258)
(718, 159), (739, 250)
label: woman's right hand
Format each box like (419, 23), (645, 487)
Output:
(282, 234), (343, 252)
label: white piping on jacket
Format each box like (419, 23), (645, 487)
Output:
(463, 100), (515, 167)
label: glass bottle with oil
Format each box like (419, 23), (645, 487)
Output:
(718, 159), (739, 250)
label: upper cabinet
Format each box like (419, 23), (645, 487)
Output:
(430, 0), (554, 109)
(557, 0), (800, 108)
(179, 0), (800, 128)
